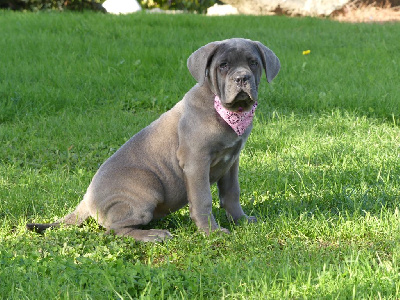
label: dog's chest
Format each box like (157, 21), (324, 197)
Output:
(209, 139), (244, 183)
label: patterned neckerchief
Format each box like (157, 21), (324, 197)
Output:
(214, 95), (257, 136)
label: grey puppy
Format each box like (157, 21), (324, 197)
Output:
(27, 38), (280, 242)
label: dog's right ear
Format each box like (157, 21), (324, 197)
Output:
(187, 41), (221, 86)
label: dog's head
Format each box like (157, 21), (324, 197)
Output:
(187, 38), (280, 112)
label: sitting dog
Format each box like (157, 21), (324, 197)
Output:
(27, 38), (280, 242)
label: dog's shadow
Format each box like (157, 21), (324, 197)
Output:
(238, 135), (395, 223)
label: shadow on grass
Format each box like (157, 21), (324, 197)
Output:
(237, 110), (400, 223)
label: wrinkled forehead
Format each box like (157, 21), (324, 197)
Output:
(214, 40), (259, 63)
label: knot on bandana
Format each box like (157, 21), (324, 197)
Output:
(214, 95), (257, 136)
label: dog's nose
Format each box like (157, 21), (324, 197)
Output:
(234, 74), (250, 87)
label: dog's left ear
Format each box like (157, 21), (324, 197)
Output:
(254, 41), (281, 83)
(187, 41), (221, 86)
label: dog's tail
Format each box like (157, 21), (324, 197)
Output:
(26, 222), (60, 233)
(26, 200), (91, 234)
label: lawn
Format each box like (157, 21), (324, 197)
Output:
(1, 11), (400, 299)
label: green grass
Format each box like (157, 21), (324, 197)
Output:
(1, 10), (400, 299)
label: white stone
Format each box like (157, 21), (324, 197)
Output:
(102, 0), (142, 15)
(207, 4), (239, 16)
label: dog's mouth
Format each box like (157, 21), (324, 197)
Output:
(224, 91), (254, 112)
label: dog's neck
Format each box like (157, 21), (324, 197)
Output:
(214, 95), (257, 136)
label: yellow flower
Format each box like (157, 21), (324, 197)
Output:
(302, 50), (311, 55)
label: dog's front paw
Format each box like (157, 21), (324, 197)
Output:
(200, 226), (230, 235)
(234, 215), (257, 225)
(218, 227), (231, 234)
(246, 215), (257, 223)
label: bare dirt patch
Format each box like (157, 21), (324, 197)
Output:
(332, 1), (400, 23)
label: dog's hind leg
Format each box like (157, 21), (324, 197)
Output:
(26, 199), (90, 234)
(103, 201), (172, 242)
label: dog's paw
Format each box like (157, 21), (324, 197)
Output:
(144, 229), (173, 242)
(218, 227), (231, 234)
(205, 226), (231, 235)
(246, 216), (257, 223)
(111, 228), (173, 242)
(234, 215), (257, 225)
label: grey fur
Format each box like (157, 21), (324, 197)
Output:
(27, 38), (280, 242)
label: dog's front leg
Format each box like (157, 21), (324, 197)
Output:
(217, 159), (257, 224)
(179, 155), (228, 234)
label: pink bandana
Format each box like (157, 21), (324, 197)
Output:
(214, 95), (257, 136)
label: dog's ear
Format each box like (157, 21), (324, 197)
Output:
(187, 41), (221, 86)
(254, 41), (281, 83)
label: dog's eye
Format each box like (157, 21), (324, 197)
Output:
(219, 62), (228, 70)
(250, 60), (258, 67)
